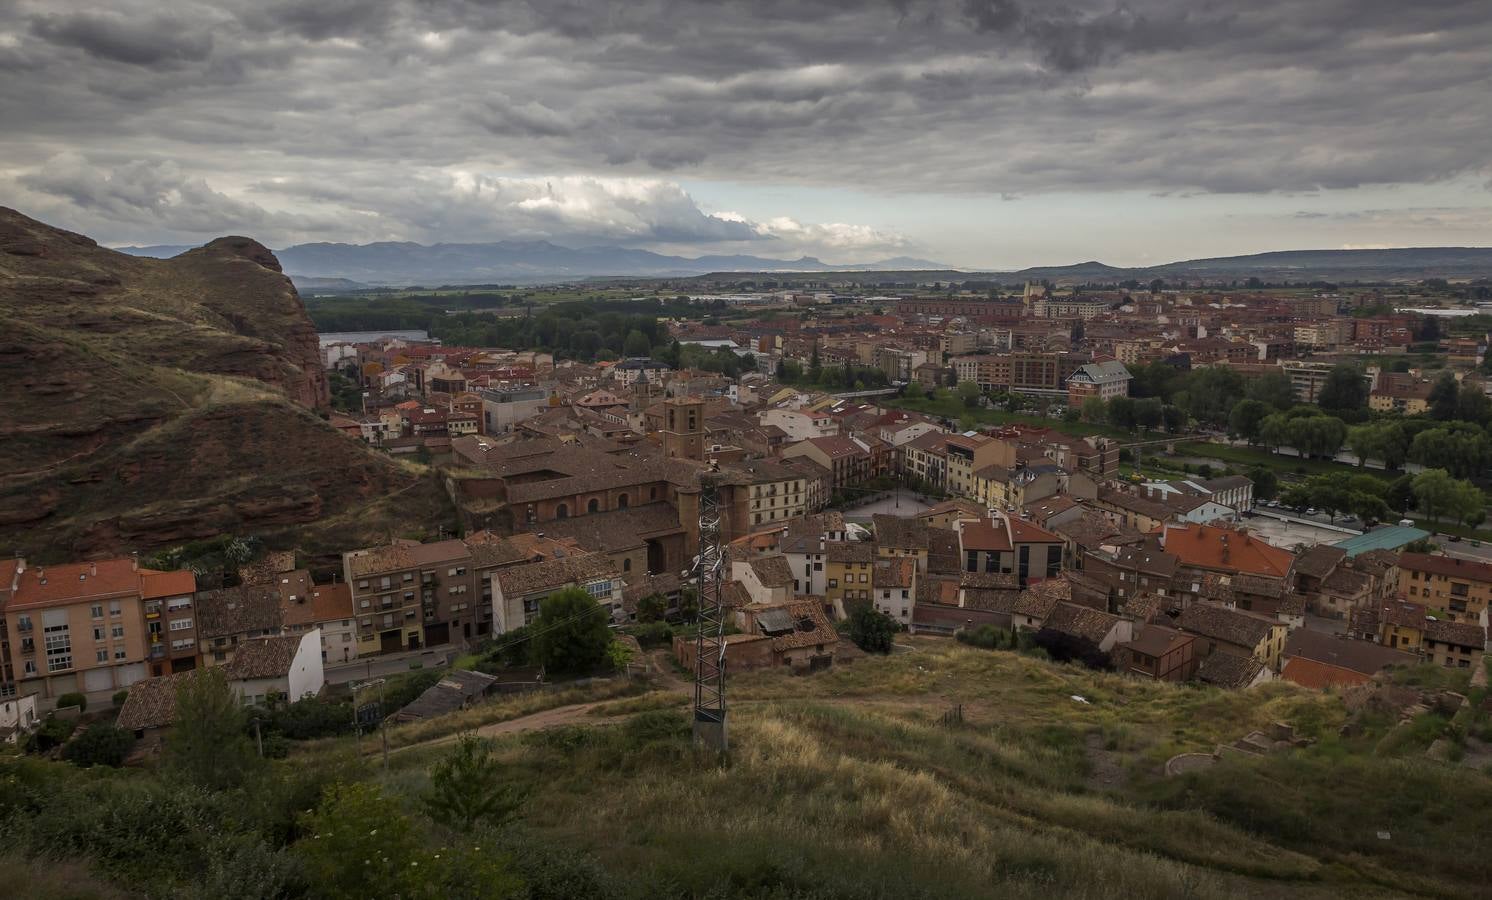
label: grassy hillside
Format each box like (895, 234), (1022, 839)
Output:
(10, 641), (1484, 898)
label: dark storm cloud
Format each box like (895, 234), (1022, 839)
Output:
(2, 0), (1489, 247)
(30, 10), (214, 68)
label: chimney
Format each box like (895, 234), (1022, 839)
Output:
(130, 551), (139, 572)
(89, 562), (97, 577)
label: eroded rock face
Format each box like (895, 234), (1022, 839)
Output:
(0, 207), (443, 561)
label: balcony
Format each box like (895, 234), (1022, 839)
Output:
(149, 646), (166, 660)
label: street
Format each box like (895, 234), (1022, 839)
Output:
(325, 644), (456, 686)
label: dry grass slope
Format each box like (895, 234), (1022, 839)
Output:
(364, 641), (1487, 899)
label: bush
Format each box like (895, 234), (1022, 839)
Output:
(626, 621), (674, 648)
(112, 690), (129, 708)
(26, 716), (77, 753)
(61, 723), (136, 768)
(532, 587), (613, 676)
(57, 692), (87, 713)
(847, 606), (897, 654)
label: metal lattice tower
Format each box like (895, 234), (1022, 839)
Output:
(691, 468), (728, 752)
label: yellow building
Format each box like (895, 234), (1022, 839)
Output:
(1398, 553), (1492, 623)
(825, 541), (875, 616)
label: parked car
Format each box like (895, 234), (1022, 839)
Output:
(1305, 508), (1318, 516)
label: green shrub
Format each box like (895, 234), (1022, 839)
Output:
(56, 692), (87, 712)
(626, 621), (674, 648)
(847, 605), (897, 654)
(26, 716), (77, 753)
(61, 724), (135, 768)
(112, 690), (129, 708)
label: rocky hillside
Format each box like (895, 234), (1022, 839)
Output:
(0, 208), (452, 561)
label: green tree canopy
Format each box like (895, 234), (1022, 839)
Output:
(532, 586), (614, 676)
(1229, 399), (1271, 444)
(848, 605), (897, 654)
(1245, 371), (1298, 411)
(167, 667), (261, 791)
(1316, 365), (1368, 418)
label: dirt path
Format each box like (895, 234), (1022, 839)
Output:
(474, 701), (605, 738)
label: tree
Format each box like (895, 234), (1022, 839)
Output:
(61, 723), (135, 768)
(606, 639), (635, 675)
(532, 587), (613, 676)
(422, 734), (527, 832)
(56, 691), (86, 712)
(1247, 465), (1278, 500)
(956, 381), (982, 409)
(1229, 399), (1271, 444)
(1413, 469), (1460, 523)
(1107, 396), (1137, 429)
(1177, 367), (1245, 427)
(1245, 371), (1297, 411)
(1428, 372), (1460, 420)
(1386, 475), (1416, 514)
(1133, 397), (1163, 430)
(636, 593), (668, 623)
(1350, 492), (1391, 524)
(168, 668), (261, 790)
(1316, 365), (1368, 417)
(848, 605), (897, 654)
(1161, 404), (1187, 433)
(1347, 421), (1409, 469)
(808, 342), (822, 383)
(1081, 397), (1107, 424)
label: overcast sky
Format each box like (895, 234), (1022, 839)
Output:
(2, 0), (1489, 267)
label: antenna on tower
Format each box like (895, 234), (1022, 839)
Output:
(691, 468), (728, 753)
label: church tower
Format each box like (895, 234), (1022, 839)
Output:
(661, 394), (705, 461)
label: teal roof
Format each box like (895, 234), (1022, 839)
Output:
(1332, 526), (1430, 557)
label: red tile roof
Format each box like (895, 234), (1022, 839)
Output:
(1281, 656), (1372, 691)
(9, 559), (194, 610)
(1162, 523), (1293, 578)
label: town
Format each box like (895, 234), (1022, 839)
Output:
(4, 0), (1492, 891)
(8, 278), (1491, 718)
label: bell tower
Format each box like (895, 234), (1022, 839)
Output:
(662, 394), (705, 461)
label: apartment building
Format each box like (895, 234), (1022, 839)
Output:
(1066, 360), (1133, 406)
(1397, 553), (1492, 624)
(342, 539), (480, 655)
(490, 552), (624, 634)
(1, 557), (196, 705)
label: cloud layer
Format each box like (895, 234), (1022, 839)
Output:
(2, 0), (1489, 255)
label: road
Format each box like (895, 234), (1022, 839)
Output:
(326, 644), (456, 685)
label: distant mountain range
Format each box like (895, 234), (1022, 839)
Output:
(113, 241), (947, 287)
(112, 241), (1492, 287)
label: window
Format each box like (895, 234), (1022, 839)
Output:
(618, 494), (629, 509)
(114, 647), (127, 660)
(109, 601), (121, 617)
(96, 649), (108, 663)
(112, 624), (125, 639)
(588, 498), (599, 514)
(15, 615), (31, 632)
(828, 578), (838, 588)
(169, 618), (193, 631)
(167, 597), (190, 611)
(357, 579), (369, 589)
(172, 638), (193, 650)
(93, 626), (105, 641)
(23, 661), (36, 676)
(623, 558), (632, 572)
(586, 580), (614, 599)
(556, 503), (569, 519)
(90, 605), (103, 619)
(403, 572), (413, 582)
(359, 598), (370, 608)
(380, 577), (392, 589)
